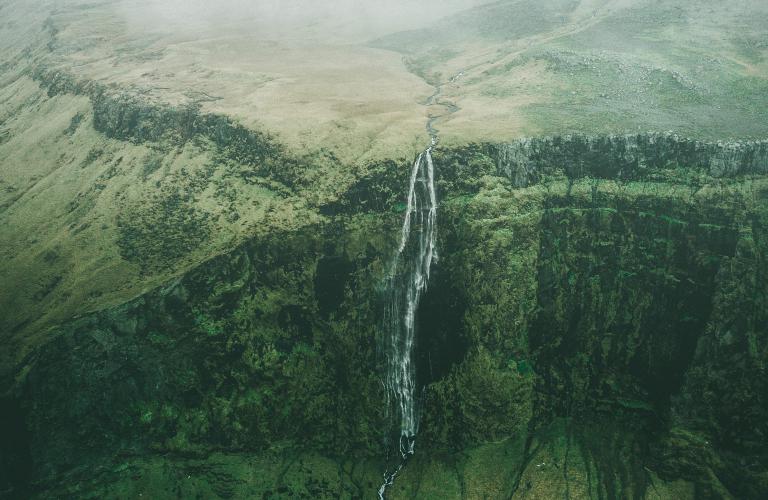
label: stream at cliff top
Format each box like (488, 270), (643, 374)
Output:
(378, 72), (462, 499)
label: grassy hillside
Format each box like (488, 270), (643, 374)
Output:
(373, 0), (768, 144)
(0, 2), (766, 496)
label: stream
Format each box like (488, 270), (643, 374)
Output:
(377, 71), (463, 499)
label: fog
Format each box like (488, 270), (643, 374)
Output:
(117, 0), (494, 42)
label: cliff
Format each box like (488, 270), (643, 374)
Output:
(3, 135), (766, 498)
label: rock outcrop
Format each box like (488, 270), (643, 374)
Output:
(2, 135), (766, 499)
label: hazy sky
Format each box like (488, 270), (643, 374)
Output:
(117, 0), (495, 42)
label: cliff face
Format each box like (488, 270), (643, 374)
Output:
(2, 136), (766, 499)
(2, 1), (767, 498)
(491, 135), (768, 186)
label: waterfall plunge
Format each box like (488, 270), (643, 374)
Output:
(379, 147), (437, 498)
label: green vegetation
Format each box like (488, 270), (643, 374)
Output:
(1, 0), (767, 498)
(3, 140), (765, 498)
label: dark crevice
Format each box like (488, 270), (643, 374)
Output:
(315, 255), (355, 319)
(508, 429), (541, 498)
(414, 261), (469, 388)
(0, 395), (32, 499)
(564, 422), (571, 500)
(529, 198), (740, 421)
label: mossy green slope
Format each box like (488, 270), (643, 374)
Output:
(3, 138), (766, 498)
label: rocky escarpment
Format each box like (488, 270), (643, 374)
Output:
(1, 135), (767, 499)
(491, 134), (768, 186)
(33, 67), (303, 190)
(0, 61), (360, 371)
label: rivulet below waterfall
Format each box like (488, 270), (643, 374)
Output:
(378, 146), (437, 499)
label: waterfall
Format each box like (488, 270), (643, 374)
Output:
(378, 146), (437, 499)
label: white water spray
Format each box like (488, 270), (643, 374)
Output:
(378, 146), (438, 499)
(378, 68), (463, 499)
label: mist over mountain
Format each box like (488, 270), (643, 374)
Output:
(1, 1), (766, 498)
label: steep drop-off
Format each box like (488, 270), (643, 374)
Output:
(1, 135), (766, 499)
(2, 1), (768, 498)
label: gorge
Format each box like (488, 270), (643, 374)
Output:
(1, 1), (767, 499)
(2, 129), (767, 498)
